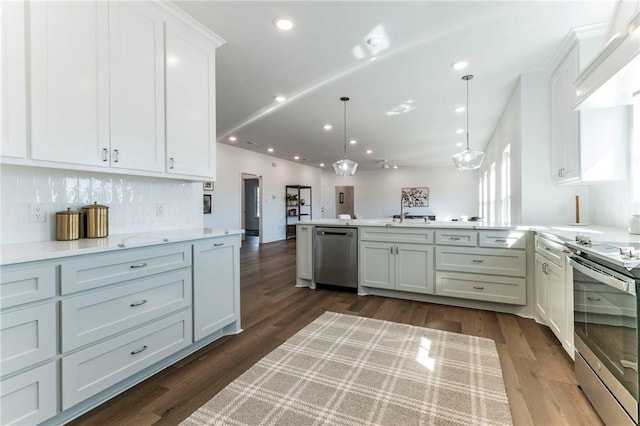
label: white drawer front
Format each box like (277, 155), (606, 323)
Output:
(436, 271), (526, 305)
(61, 244), (192, 294)
(1, 362), (57, 426)
(62, 309), (192, 410)
(435, 230), (477, 246)
(0, 264), (55, 309)
(359, 226), (433, 244)
(479, 230), (526, 249)
(61, 269), (192, 352)
(535, 235), (567, 266)
(1, 303), (56, 376)
(436, 246), (526, 277)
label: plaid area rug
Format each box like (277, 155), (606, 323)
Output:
(181, 312), (513, 426)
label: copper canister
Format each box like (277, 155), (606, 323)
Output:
(56, 208), (81, 241)
(82, 202), (109, 238)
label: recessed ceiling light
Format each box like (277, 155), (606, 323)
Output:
(349, 139), (357, 145)
(393, 165), (398, 169)
(274, 18), (293, 31)
(366, 149), (372, 154)
(322, 124), (332, 130)
(320, 163), (325, 167)
(267, 147), (274, 153)
(452, 61), (468, 70)
(456, 142), (464, 147)
(274, 95), (286, 103)
(294, 155), (300, 160)
(229, 136), (237, 142)
(456, 128), (464, 134)
(454, 106), (466, 113)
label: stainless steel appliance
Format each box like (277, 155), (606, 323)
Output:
(568, 238), (640, 425)
(314, 227), (358, 288)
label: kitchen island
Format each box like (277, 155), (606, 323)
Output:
(0, 228), (242, 425)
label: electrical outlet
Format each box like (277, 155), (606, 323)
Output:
(156, 203), (166, 217)
(29, 203), (47, 223)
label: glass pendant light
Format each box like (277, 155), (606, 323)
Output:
(452, 75), (485, 170)
(333, 96), (358, 176)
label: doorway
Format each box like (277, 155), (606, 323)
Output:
(335, 185), (354, 218)
(241, 173), (262, 244)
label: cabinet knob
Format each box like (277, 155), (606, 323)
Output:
(102, 148), (109, 162)
(130, 299), (148, 307)
(130, 263), (148, 269)
(449, 237), (461, 241)
(169, 157), (175, 169)
(214, 243), (224, 247)
(473, 286), (484, 290)
(472, 259), (484, 263)
(113, 149), (119, 163)
(494, 239), (507, 243)
(130, 345), (148, 355)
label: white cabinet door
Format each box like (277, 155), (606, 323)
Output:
(296, 225), (313, 280)
(193, 236), (240, 341)
(535, 254), (549, 320)
(165, 18), (217, 179)
(395, 243), (434, 295)
(109, 1), (164, 172)
(0, 0), (27, 159)
(359, 241), (394, 290)
(547, 260), (566, 342)
(1, 362), (57, 426)
(30, 1), (110, 166)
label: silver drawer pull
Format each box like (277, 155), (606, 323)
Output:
(587, 296), (601, 302)
(473, 286), (484, 290)
(472, 259), (484, 263)
(130, 299), (148, 307)
(130, 263), (148, 269)
(214, 243), (224, 247)
(449, 237), (461, 241)
(494, 239), (507, 243)
(130, 345), (148, 355)
(544, 247), (552, 251)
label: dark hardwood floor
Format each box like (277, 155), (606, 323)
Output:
(71, 237), (603, 425)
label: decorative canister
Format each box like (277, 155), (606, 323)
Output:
(629, 215), (640, 235)
(56, 208), (81, 241)
(82, 202), (109, 238)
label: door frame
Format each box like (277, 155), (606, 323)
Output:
(241, 172), (263, 243)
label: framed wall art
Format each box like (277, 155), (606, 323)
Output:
(401, 187), (429, 207)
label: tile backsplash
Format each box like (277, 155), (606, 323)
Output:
(0, 165), (203, 244)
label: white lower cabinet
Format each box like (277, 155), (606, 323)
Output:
(1, 361), (57, 426)
(360, 241), (434, 295)
(435, 271), (526, 305)
(296, 225), (313, 281)
(62, 309), (192, 409)
(193, 235), (241, 341)
(534, 234), (573, 356)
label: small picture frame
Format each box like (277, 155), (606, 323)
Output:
(203, 194), (212, 214)
(203, 181), (214, 191)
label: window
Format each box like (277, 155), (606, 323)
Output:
(489, 162), (496, 222)
(501, 144), (511, 223)
(255, 186), (260, 217)
(482, 170), (488, 220)
(478, 175), (483, 218)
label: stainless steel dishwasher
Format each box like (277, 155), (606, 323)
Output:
(314, 227), (358, 288)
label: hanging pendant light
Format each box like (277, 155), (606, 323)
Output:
(452, 75), (485, 170)
(333, 96), (358, 176)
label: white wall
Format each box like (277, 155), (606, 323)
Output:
(207, 143), (322, 243)
(320, 166), (478, 220)
(0, 164), (202, 244)
(481, 72), (590, 226)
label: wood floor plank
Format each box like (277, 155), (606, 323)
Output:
(70, 238), (603, 426)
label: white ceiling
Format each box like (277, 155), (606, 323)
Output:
(174, 1), (615, 170)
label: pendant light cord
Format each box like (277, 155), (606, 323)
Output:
(342, 97), (348, 159)
(463, 75), (473, 151)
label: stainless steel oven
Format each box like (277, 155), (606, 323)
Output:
(570, 250), (639, 425)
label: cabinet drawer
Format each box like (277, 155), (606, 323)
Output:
(61, 269), (192, 352)
(61, 244), (191, 294)
(435, 230), (477, 246)
(436, 246), (526, 277)
(436, 271), (526, 305)
(1, 303), (56, 376)
(479, 230), (526, 249)
(535, 235), (568, 266)
(359, 226), (433, 244)
(1, 362), (57, 426)
(61, 309), (192, 409)
(0, 264), (55, 309)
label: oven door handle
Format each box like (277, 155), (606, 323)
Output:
(569, 257), (635, 296)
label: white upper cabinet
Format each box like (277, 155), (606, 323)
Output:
(0, 0), (27, 159)
(550, 26), (631, 185)
(29, 1), (110, 167)
(165, 16), (219, 179)
(108, 1), (165, 173)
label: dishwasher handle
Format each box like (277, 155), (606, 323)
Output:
(320, 231), (351, 236)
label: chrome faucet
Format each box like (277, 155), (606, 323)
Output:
(400, 195), (408, 223)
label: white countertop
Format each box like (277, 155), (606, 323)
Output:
(0, 228), (244, 266)
(299, 219), (640, 244)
